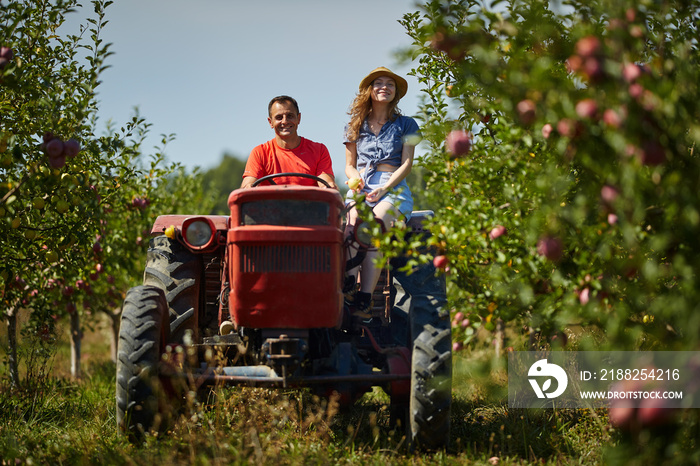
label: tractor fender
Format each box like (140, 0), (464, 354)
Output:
(150, 214), (229, 236)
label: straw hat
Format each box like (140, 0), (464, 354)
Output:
(359, 66), (408, 99)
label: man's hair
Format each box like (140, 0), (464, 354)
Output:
(268, 95), (300, 115)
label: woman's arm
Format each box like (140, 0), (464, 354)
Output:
(345, 143), (364, 191)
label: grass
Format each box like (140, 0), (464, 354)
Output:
(1, 316), (699, 465)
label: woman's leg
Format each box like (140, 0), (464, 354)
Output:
(358, 201), (399, 294)
(344, 206), (362, 288)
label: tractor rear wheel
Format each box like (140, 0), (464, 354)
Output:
(408, 322), (452, 450)
(143, 235), (202, 344)
(116, 285), (170, 440)
(390, 257), (452, 450)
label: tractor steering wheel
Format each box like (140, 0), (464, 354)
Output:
(251, 172), (331, 188)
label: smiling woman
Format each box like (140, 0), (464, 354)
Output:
(342, 66), (420, 315)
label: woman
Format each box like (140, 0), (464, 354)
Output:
(344, 66), (419, 315)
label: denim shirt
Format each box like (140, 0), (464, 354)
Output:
(344, 115), (420, 183)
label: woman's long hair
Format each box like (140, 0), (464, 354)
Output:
(346, 83), (402, 142)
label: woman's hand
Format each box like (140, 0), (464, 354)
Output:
(346, 176), (364, 193)
(366, 186), (388, 203)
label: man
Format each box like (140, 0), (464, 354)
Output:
(241, 96), (337, 189)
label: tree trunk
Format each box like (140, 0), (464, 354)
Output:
(494, 317), (505, 357)
(6, 308), (19, 389)
(108, 306), (121, 363)
(528, 326), (539, 351)
(69, 311), (82, 379)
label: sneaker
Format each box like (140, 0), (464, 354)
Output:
(351, 291), (373, 319)
(343, 275), (359, 305)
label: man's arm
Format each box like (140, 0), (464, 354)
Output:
(314, 142), (337, 189)
(318, 173), (337, 190)
(241, 176), (257, 189)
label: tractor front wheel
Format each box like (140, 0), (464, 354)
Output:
(143, 235), (202, 344)
(116, 285), (170, 440)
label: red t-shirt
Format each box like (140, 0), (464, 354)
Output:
(243, 137), (334, 186)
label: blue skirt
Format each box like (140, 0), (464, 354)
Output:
(346, 170), (413, 219)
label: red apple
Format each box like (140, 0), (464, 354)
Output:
(0, 46), (12, 69)
(63, 138), (80, 158)
(92, 242), (103, 254)
(541, 123), (553, 139)
(48, 154), (66, 169)
(489, 225), (507, 239)
(600, 184), (620, 204)
(602, 108), (623, 128)
(575, 98), (598, 119)
(639, 140), (666, 166)
(607, 213), (619, 225)
(0, 46), (13, 60)
(556, 118), (576, 138)
(566, 55), (582, 73)
(45, 139), (64, 158)
(62, 285), (75, 297)
(516, 99), (536, 125)
(583, 57), (604, 81)
(607, 18), (625, 31)
(630, 25), (644, 38)
(629, 83), (643, 99)
(433, 255), (448, 269)
(445, 130), (472, 158)
(608, 402), (636, 429)
(430, 31), (465, 61)
(638, 396), (675, 427)
(452, 342), (463, 352)
(575, 36), (601, 57)
(454, 311), (464, 322)
(622, 63), (642, 82)
(537, 236), (563, 262)
(579, 287), (590, 305)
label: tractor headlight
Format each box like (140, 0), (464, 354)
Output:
(182, 218), (215, 249)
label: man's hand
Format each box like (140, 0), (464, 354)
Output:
(241, 176), (257, 189)
(319, 173), (338, 190)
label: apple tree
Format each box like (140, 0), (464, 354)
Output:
(396, 0), (700, 354)
(0, 0), (214, 386)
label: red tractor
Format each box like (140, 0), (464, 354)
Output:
(116, 173), (452, 449)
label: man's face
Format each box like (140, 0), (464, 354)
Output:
(268, 100), (301, 139)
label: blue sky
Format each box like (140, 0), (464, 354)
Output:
(70, 0), (426, 183)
